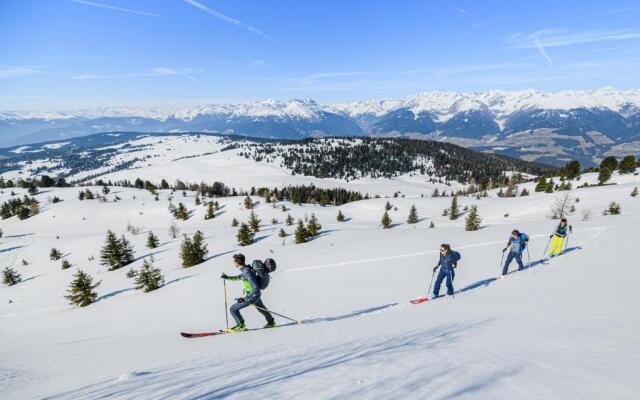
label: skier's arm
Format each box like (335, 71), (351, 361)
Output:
(221, 273), (242, 281)
(503, 237), (512, 252)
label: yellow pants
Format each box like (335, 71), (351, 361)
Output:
(549, 235), (565, 256)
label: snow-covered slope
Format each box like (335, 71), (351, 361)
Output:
(1, 170), (639, 399)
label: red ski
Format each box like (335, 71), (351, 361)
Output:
(181, 330), (226, 338)
(410, 297), (429, 304)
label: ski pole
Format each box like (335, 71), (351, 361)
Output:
(427, 268), (437, 298)
(499, 251), (505, 275)
(526, 247), (532, 269)
(223, 279), (229, 330)
(563, 232), (570, 254)
(542, 236), (552, 259)
(254, 305), (302, 324)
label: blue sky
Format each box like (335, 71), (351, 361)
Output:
(1, 0), (640, 110)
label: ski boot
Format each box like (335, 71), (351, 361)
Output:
(227, 324), (247, 333)
(263, 321), (277, 329)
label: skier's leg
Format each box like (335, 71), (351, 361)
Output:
(445, 270), (454, 295)
(550, 236), (564, 256)
(253, 297), (275, 324)
(516, 253), (524, 270)
(502, 252), (514, 275)
(432, 269), (445, 297)
(230, 301), (250, 325)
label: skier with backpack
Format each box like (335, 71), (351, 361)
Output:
(221, 253), (276, 332)
(548, 218), (572, 257)
(501, 229), (529, 275)
(431, 244), (461, 299)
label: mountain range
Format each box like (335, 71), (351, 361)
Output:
(2, 87), (639, 166)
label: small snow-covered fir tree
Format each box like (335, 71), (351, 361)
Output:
(249, 211), (261, 233)
(236, 223), (255, 246)
(381, 211), (392, 229)
(244, 195), (253, 209)
(407, 205), (418, 224)
(286, 214), (294, 226)
(465, 205), (481, 231)
(135, 258), (165, 292)
(307, 213), (322, 237)
(385, 201), (392, 211)
(449, 196), (459, 220)
(61, 260), (72, 270)
(294, 220), (308, 244)
(631, 187), (638, 197)
(2, 266), (21, 286)
(231, 218), (239, 227)
(65, 270), (100, 307)
(337, 210), (345, 222)
(168, 221), (180, 239)
(146, 231), (159, 249)
(50, 247), (62, 261)
(205, 201), (215, 220)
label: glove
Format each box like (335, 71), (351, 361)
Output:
(235, 297), (246, 303)
(549, 235), (553, 238)
(433, 265), (438, 272)
(569, 225), (573, 233)
(502, 247), (507, 253)
(220, 273), (228, 279)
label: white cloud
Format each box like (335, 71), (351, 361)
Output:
(0, 64), (45, 78)
(509, 28), (640, 49)
(72, 67), (201, 82)
(534, 37), (553, 67)
(69, 0), (162, 18)
(182, 0), (272, 40)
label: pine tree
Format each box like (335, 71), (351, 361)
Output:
(520, 188), (529, 196)
(120, 235), (135, 266)
(429, 221), (435, 228)
(449, 196), (459, 220)
(598, 168), (612, 185)
(534, 176), (547, 192)
(337, 210), (345, 222)
(465, 205), (482, 231)
(2, 266), (21, 286)
(205, 201), (215, 220)
(50, 247), (62, 261)
(231, 218), (239, 227)
(278, 228), (287, 239)
(619, 155), (637, 174)
(65, 269), (100, 307)
(191, 230), (208, 264)
(61, 260), (72, 269)
(286, 214), (294, 226)
(381, 211), (392, 229)
(195, 194), (201, 206)
(135, 258), (165, 292)
(606, 201), (621, 215)
(236, 223), (255, 246)
(307, 213), (322, 237)
(294, 220), (308, 244)
(175, 202), (189, 220)
(244, 195), (253, 209)
(385, 201), (392, 211)
(632, 187), (638, 197)
(126, 268), (138, 278)
(249, 211), (261, 233)
(407, 205), (418, 224)
(146, 231), (159, 249)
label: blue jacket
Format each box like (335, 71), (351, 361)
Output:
(437, 251), (461, 273)
(554, 224), (570, 238)
(227, 265), (261, 303)
(507, 233), (529, 254)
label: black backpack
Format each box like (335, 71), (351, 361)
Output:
(251, 258), (277, 290)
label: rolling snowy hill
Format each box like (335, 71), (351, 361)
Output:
(1, 163), (639, 398)
(2, 88), (640, 166)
